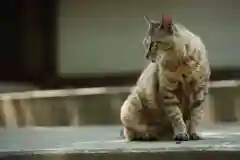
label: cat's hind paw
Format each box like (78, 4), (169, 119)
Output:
(189, 133), (203, 140)
(173, 132), (189, 141)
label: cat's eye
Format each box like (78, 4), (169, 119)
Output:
(157, 41), (167, 45)
(159, 42), (168, 47)
(156, 41), (171, 51)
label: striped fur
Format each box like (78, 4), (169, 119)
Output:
(120, 16), (211, 141)
(120, 62), (173, 141)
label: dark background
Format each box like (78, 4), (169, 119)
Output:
(2, 0), (240, 90)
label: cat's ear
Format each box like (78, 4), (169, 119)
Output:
(160, 14), (173, 29)
(159, 14), (174, 33)
(144, 16), (151, 26)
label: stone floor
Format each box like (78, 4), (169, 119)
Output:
(1, 123), (240, 159)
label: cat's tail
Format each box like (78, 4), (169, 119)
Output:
(120, 128), (125, 139)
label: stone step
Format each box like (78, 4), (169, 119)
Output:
(1, 124), (240, 160)
(0, 88), (129, 126)
(0, 80), (240, 126)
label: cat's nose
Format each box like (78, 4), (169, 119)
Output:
(145, 52), (150, 59)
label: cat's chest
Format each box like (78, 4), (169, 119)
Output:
(160, 54), (200, 83)
(161, 55), (192, 73)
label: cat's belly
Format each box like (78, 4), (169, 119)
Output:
(138, 107), (173, 137)
(138, 107), (166, 125)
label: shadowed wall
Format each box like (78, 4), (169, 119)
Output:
(58, 0), (240, 78)
(2, 0), (240, 89)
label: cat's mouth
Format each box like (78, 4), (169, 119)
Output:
(145, 51), (160, 63)
(145, 52), (156, 62)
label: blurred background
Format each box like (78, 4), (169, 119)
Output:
(1, 0), (240, 126)
(2, 0), (240, 90)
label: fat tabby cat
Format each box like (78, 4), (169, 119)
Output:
(120, 15), (211, 141)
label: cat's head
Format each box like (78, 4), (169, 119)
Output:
(144, 14), (177, 62)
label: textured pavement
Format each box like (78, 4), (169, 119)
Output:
(1, 124), (240, 159)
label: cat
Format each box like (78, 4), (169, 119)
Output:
(143, 14), (211, 141)
(120, 14), (211, 141)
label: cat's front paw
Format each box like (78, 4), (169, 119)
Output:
(189, 133), (203, 140)
(173, 132), (189, 141)
(141, 133), (158, 141)
(128, 133), (158, 141)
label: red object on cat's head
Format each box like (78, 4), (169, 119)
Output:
(161, 14), (173, 25)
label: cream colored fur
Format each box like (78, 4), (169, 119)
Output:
(120, 18), (211, 141)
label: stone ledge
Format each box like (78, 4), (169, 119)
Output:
(0, 80), (239, 126)
(0, 80), (239, 99)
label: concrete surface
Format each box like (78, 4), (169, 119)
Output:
(1, 123), (240, 159)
